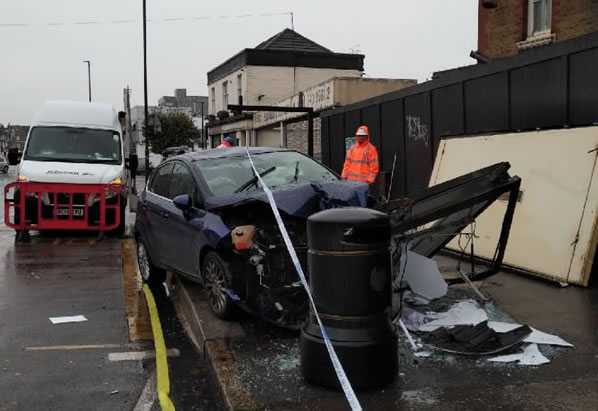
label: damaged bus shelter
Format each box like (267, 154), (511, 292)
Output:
(380, 161), (521, 288)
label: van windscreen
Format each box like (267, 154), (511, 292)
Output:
(24, 126), (122, 165)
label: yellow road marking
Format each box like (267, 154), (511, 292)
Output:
(143, 283), (175, 411)
(25, 344), (121, 351)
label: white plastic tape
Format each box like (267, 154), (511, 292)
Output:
(245, 148), (362, 411)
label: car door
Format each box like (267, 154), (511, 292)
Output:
(142, 162), (174, 267)
(162, 161), (204, 276)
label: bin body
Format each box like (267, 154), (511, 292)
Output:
(300, 207), (398, 389)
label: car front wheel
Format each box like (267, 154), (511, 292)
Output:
(202, 251), (234, 320)
(137, 239), (166, 285)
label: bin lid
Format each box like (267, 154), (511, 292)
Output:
(308, 207), (390, 252)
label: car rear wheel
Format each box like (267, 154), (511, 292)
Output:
(202, 251), (234, 320)
(137, 239), (166, 285)
(2, 165), (7, 173)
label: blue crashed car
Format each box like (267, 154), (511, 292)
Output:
(135, 147), (369, 328)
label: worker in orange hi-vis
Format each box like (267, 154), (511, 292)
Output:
(341, 125), (379, 184)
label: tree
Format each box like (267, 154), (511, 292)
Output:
(145, 110), (200, 155)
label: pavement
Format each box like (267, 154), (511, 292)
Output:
(0, 168), (220, 410)
(174, 250), (598, 410)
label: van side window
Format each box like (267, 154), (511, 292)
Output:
(149, 163), (174, 198)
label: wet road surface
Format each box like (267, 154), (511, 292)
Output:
(0, 169), (220, 410)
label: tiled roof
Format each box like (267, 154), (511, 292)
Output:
(255, 28), (331, 54)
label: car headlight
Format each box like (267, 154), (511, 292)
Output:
(17, 173), (29, 182)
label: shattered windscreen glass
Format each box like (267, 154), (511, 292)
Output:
(193, 151), (338, 196)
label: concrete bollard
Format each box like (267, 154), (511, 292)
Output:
(300, 207), (398, 389)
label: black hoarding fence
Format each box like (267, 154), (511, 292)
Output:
(321, 31), (598, 198)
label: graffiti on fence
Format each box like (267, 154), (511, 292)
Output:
(406, 115), (429, 146)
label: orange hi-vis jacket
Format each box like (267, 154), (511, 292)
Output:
(341, 137), (379, 183)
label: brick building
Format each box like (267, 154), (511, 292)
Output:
(286, 118), (322, 159)
(478, 0), (598, 59)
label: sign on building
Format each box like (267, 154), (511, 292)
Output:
(253, 80), (335, 129)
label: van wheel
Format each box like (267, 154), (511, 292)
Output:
(202, 252), (235, 320)
(137, 239), (166, 285)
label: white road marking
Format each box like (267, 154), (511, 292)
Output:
(133, 370), (157, 411)
(108, 348), (180, 361)
(25, 344), (121, 351)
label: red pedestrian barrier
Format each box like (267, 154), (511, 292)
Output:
(4, 182), (121, 231)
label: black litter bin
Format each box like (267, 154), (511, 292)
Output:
(300, 207), (398, 389)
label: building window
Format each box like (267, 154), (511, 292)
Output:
(528, 0), (551, 37)
(210, 87), (215, 114)
(222, 82), (228, 111)
(237, 74), (242, 104)
(518, 0), (553, 50)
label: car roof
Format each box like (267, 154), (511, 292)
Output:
(183, 146), (292, 161)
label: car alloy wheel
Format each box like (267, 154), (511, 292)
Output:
(204, 259), (227, 314)
(137, 241), (151, 282)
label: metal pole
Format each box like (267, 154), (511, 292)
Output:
(143, 0), (149, 182)
(307, 110), (314, 157)
(200, 101), (205, 150)
(83, 60), (91, 102)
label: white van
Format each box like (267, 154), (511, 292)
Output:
(14, 100), (134, 234)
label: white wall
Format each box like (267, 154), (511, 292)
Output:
(245, 66), (295, 106)
(208, 65), (362, 114)
(208, 67), (247, 115)
(293, 67), (361, 94)
(256, 129), (280, 147)
(246, 66), (362, 106)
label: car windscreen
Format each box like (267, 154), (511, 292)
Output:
(24, 126), (122, 165)
(193, 151), (339, 196)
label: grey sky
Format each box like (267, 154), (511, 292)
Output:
(0, 0), (477, 124)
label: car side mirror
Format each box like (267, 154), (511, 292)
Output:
(173, 194), (193, 212)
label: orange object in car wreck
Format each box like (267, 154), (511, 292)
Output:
(232, 225), (256, 250)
